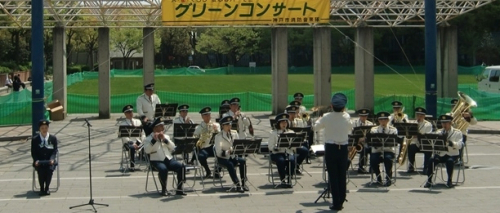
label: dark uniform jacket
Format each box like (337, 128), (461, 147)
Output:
(31, 134), (58, 170)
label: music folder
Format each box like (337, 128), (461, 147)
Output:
(418, 134), (448, 153)
(352, 126), (375, 137)
(365, 133), (399, 148)
(277, 133), (305, 150)
(155, 103), (178, 120)
(232, 138), (263, 156)
(172, 137), (197, 155)
(173, 123), (198, 138)
(393, 123), (419, 137)
(118, 126), (144, 148)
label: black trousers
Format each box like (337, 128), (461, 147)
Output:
(36, 166), (54, 191)
(408, 144), (431, 172)
(324, 144), (348, 208)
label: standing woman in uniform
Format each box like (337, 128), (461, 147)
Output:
(314, 93), (352, 211)
(31, 120), (58, 196)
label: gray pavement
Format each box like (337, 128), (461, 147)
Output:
(1, 112), (500, 213)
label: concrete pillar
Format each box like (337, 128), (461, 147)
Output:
(98, 27), (110, 119)
(313, 28), (332, 107)
(271, 28), (288, 114)
(143, 27), (155, 86)
(52, 26), (67, 113)
(354, 27), (375, 111)
(437, 26), (458, 98)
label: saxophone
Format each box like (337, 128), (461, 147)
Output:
(196, 121), (217, 148)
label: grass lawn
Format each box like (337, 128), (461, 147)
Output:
(67, 74), (478, 96)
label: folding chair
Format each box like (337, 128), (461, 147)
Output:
(121, 144), (144, 172)
(144, 154), (160, 193)
(32, 153), (60, 192)
(213, 147), (239, 191)
(267, 152), (297, 187)
(433, 156), (465, 186)
(369, 153), (398, 187)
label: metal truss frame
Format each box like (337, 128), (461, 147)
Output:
(0, 0), (494, 28)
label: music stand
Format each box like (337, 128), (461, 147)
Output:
(418, 134), (448, 153)
(366, 133), (400, 185)
(425, 116), (442, 131)
(173, 124), (198, 138)
(155, 103), (178, 118)
(276, 133), (305, 187)
(219, 106), (230, 118)
(172, 137), (203, 190)
(232, 138), (263, 190)
(393, 123), (419, 138)
(118, 126), (144, 171)
(352, 126), (375, 137)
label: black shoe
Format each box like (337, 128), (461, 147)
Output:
(235, 183), (244, 193)
(295, 169), (302, 175)
(39, 190), (46, 196)
(204, 172), (213, 179)
(129, 167), (135, 172)
(357, 168), (369, 174)
(329, 205), (344, 211)
(424, 182), (432, 188)
(214, 172), (221, 179)
(446, 180), (454, 188)
(45, 190), (50, 196)
(384, 180), (392, 187)
(241, 185), (249, 191)
(175, 190), (187, 196)
(407, 168), (415, 173)
(161, 189), (171, 196)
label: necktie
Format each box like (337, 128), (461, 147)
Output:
(382, 128), (385, 133)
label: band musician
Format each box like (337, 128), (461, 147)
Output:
(285, 106), (309, 174)
(144, 118), (187, 196)
(193, 107), (221, 178)
(389, 101), (408, 124)
(407, 107), (433, 173)
(450, 98), (477, 165)
(352, 108), (374, 174)
(136, 83), (161, 120)
(214, 116), (248, 192)
(424, 115), (463, 188)
(370, 112), (398, 186)
(120, 105), (144, 172)
(223, 97), (250, 139)
(314, 93), (352, 211)
(293, 92), (307, 117)
(173, 105), (193, 124)
(31, 120), (58, 196)
(268, 113), (296, 188)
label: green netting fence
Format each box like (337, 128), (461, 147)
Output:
(0, 65), (496, 126)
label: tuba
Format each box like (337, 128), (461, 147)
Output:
(450, 91), (477, 132)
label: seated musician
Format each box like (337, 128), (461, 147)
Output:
(193, 107), (221, 178)
(424, 115), (463, 188)
(31, 119), (58, 196)
(139, 115), (153, 136)
(268, 113), (296, 188)
(214, 116), (248, 192)
(144, 118), (187, 196)
(450, 98), (477, 165)
(389, 101), (409, 124)
(120, 105), (144, 172)
(407, 107), (433, 173)
(285, 106), (309, 174)
(173, 104), (193, 124)
(370, 112), (398, 186)
(223, 97), (251, 139)
(352, 108), (374, 174)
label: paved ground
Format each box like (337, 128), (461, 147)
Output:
(1, 112), (500, 213)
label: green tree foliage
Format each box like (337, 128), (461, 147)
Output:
(196, 28), (260, 65)
(159, 28), (191, 67)
(111, 28), (143, 69)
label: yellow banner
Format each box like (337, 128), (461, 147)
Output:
(162, 0), (330, 26)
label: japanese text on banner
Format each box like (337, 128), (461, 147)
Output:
(162, 0), (330, 26)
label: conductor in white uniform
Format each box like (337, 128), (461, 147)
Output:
(136, 83), (161, 120)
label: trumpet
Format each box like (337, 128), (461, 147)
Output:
(392, 107), (406, 123)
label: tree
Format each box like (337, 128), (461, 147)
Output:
(196, 28), (260, 65)
(159, 28), (191, 67)
(111, 28), (143, 69)
(77, 28), (98, 70)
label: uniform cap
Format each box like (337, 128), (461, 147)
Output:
(199, 106), (212, 115)
(178, 104), (189, 111)
(331, 93), (347, 108)
(376, 111), (390, 119)
(122, 105), (133, 113)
